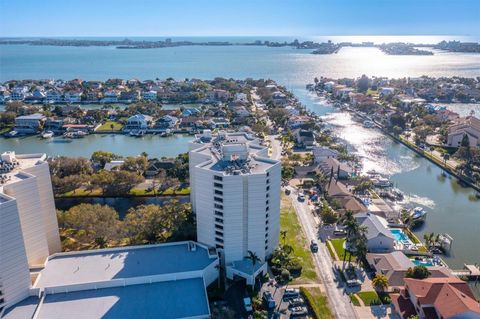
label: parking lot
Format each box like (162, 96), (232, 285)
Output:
(260, 281), (310, 319)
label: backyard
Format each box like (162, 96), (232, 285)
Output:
(96, 121), (124, 132)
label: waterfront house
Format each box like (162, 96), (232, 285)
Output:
(367, 251), (453, 289)
(207, 89), (231, 102)
(318, 157), (353, 179)
(63, 124), (94, 133)
(355, 213), (395, 253)
(272, 91), (288, 106)
(313, 146), (338, 163)
(14, 113), (46, 134)
(447, 116), (480, 148)
(287, 115), (311, 128)
(153, 115), (179, 130)
(45, 89), (63, 104)
(124, 114), (153, 131)
(10, 87), (28, 101)
(293, 129), (315, 149)
(391, 277), (480, 319)
(119, 90), (140, 103)
(285, 105), (300, 116)
(63, 90), (82, 103)
(102, 90), (119, 103)
(435, 109), (459, 122)
(209, 117), (230, 129)
(104, 160), (125, 171)
(142, 90), (158, 101)
(182, 108), (201, 117)
(324, 81), (336, 92)
(44, 118), (73, 134)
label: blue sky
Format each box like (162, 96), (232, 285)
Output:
(1, 0), (479, 36)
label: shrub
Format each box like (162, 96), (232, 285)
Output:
(281, 269), (291, 282)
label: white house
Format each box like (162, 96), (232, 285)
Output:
(102, 90), (119, 103)
(287, 115), (310, 128)
(45, 90), (63, 103)
(142, 90), (158, 101)
(63, 90), (82, 103)
(355, 213), (395, 253)
(380, 87), (395, 97)
(14, 113), (46, 134)
(124, 114), (153, 131)
(447, 116), (480, 148)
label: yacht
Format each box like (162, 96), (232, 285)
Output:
(5, 130), (18, 137)
(41, 131), (54, 139)
(372, 177), (393, 187)
(409, 207), (427, 223)
(129, 130), (146, 137)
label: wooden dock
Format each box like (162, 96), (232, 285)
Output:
(452, 264), (480, 281)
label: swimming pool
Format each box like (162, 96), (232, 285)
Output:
(390, 229), (409, 242)
(411, 259), (434, 267)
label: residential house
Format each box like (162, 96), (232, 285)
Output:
(142, 90), (158, 101)
(207, 89), (231, 102)
(104, 160), (125, 171)
(355, 213), (395, 253)
(102, 90), (119, 103)
(124, 114), (153, 131)
(366, 252), (453, 288)
(294, 129), (315, 149)
(447, 116), (480, 148)
(63, 90), (82, 103)
(182, 108), (201, 118)
(209, 117), (230, 129)
(287, 115), (311, 128)
(119, 90), (140, 102)
(391, 277), (480, 319)
(235, 92), (248, 103)
(380, 87), (395, 97)
(154, 115), (179, 131)
(435, 109), (459, 122)
(318, 157), (352, 179)
(14, 113), (46, 134)
(272, 91), (288, 107)
(285, 105), (300, 116)
(313, 146), (338, 163)
(45, 90), (63, 103)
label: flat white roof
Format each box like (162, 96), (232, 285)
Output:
(35, 242), (216, 289)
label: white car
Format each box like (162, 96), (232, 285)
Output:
(243, 297), (253, 312)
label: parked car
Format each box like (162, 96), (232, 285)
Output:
(310, 240), (318, 252)
(346, 279), (362, 287)
(262, 291), (276, 309)
(297, 193), (305, 202)
(283, 288), (300, 300)
(288, 297), (305, 307)
(333, 227), (346, 236)
(243, 297), (253, 312)
(290, 306), (308, 316)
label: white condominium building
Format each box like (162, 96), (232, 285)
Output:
(0, 151), (61, 310)
(189, 130), (281, 284)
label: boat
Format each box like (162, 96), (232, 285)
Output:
(409, 207), (427, 223)
(391, 188), (404, 200)
(41, 131), (54, 139)
(129, 130), (145, 137)
(63, 131), (87, 139)
(372, 177), (393, 188)
(363, 120), (375, 128)
(437, 233), (453, 251)
(5, 130), (18, 137)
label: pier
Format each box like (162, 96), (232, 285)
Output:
(452, 264), (480, 282)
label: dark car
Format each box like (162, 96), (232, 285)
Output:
(310, 240), (318, 252)
(262, 291), (276, 309)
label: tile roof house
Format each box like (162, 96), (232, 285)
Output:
(391, 277), (480, 319)
(447, 116), (480, 148)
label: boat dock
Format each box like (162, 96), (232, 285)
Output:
(452, 264), (480, 281)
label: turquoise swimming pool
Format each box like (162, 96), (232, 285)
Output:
(390, 229), (409, 242)
(411, 259), (434, 267)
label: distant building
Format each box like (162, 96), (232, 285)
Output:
(294, 129), (315, 149)
(142, 90), (158, 101)
(153, 115), (179, 131)
(318, 157), (352, 179)
(447, 116), (480, 148)
(63, 90), (82, 103)
(313, 146), (338, 163)
(189, 131), (281, 285)
(14, 113), (46, 134)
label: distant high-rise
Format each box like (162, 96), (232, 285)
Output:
(189, 130), (281, 284)
(0, 151), (61, 309)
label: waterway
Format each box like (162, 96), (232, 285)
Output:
(1, 36), (479, 282)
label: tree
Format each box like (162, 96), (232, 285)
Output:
(49, 156), (93, 178)
(121, 156), (148, 175)
(246, 250), (261, 287)
(91, 151), (119, 167)
(91, 170), (143, 195)
(60, 204), (121, 247)
(320, 205), (338, 225)
(372, 274), (389, 292)
(405, 266), (431, 279)
(110, 123), (114, 131)
(280, 230), (288, 245)
(356, 75), (369, 93)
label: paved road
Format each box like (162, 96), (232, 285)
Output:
(267, 135), (281, 161)
(288, 189), (358, 319)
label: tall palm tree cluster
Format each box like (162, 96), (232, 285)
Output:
(342, 210), (368, 265)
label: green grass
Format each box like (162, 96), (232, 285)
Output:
(280, 195), (318, 284)
(350, 294), (361, 306)
(300, 287), (334, 319)
(355, 291), (391, 306)
(329, 238), (355, 262)
(96, 121), (124, 132)
(326, 241), (336, 259)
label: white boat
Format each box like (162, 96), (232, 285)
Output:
(41, 131), (54, 138)
(6, 130), (18, 137)
(410, 207), (427, 223)
(63, 131), (87, 139)
(363, 120), (375, 128)
(129, 130), (145, 137)
(372, 177), (393, 187)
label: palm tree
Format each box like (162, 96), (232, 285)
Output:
(246, 250), (261, 287)
(280, 230), (288, 245)
(372, 274), (389, 292)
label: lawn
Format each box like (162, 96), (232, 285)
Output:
(355, 291), (391, 306)
(301, 287), (334, 319)
(280, 195), (318, 284)
(96, 121), (124, 132)
(329, 238), (356, 262)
